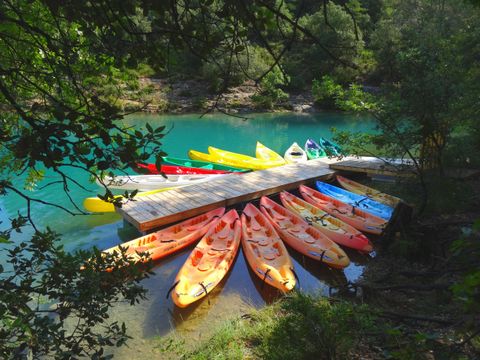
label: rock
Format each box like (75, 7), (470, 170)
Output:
(293, 104), (314, 113)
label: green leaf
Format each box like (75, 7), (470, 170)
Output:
(473, 219), (480, 232)
(0, 236), (11, 244)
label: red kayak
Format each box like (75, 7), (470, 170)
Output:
(136, 163), (231, 175)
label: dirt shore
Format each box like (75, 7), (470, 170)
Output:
(119, 78), (317, 114)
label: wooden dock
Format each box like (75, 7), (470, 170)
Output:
(329, 156), (416, 177)
(115, 156), (418, 232)
(116, 159), (336, 232)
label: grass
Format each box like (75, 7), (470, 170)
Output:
(157, 292), (375, 360)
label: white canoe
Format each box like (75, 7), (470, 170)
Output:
(284, 142), (308, 164)
(97, 173), (228, 191)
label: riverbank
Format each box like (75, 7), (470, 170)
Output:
(119, 78), (317, 114)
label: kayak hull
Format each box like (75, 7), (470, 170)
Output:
(336, 175), (401, 208)
(162, 156), (247, 172)
(171, 209), (241, 308)
(300, 185), (387, 235)
(260, 196), (349, 269)
(83, 187), (176, 213)
(279, 191), (373, 252)
(305, 139), (326, 159)
(207, 146), (279, 170)
(136, 163), (230, 175)
(284, 142), (308, 164)
(255, 142), (287, 167)
(102, 207), (226, 263)
(316, 181), (393, 220)
(98, 173), (228, 191)
(319, 137), (343, 157)
(241, 203), (295, 292)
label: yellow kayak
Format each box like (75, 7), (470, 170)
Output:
(336, 175), (401, 208)
(188, 149), (246, 169)
(207, 146), (278, 170)
(83, 187), (176, 213)
(255, 142), (287, 167)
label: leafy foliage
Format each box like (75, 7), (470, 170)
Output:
(251, 66), (290, 109)
(0, 228), (153, 359)
(450, 220), (480, 316)
(312, 76), (344, 109)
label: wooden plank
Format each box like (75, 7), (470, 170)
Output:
(329, 157), (416, 178)
(117, 159), (338, 231)
(122, 197), (162, 220)
(149, 192), (190, 212)
(175, 185), (223, 206)
(170, 187), (204, 206)
(137, 198), (226, 231)
(144, 193), (181, 214)
(173, 186), (211, 206)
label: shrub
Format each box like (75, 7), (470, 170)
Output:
(201, 45), (272, 92)
(312, 76), (343, 109)
(251, 67), (289, 110)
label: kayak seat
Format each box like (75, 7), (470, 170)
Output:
(303, 237), (316, 244)
(218, 232), (228, 239)
(263, 251), (277, 261)
(258, 238), (270, 246)
(252, 224), (261, 231)
(197, 262), (213, 272)
(288, 226), (302, 233)
(295, 232), (311, 240)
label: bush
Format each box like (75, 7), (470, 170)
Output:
(192, 96), (208, 110)
(201, 45), (272, 92)
(312, 76), (344, 109)
(251, 67), (289, 110)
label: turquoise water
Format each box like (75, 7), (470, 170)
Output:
(0, 112), (375, 355)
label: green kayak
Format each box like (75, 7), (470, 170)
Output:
(319, 137), (343, 157)
(305, 139), (327, 159)
(162, 156), (249, 172)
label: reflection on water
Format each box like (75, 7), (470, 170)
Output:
(0, 112), (376, 357)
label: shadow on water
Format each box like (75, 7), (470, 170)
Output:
(245, 252), (285, 305)
(116, 222), (142, 242)
(140, 245), (261, 339)
(288, 250), (347, 295)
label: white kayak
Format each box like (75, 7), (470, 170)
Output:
(284, 142), (308, 164)
(97, 173), (228, 191)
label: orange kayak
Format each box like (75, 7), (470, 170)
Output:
(171, 209), (241, 308)
(102, 207), (225, 263)
(336, 175), (401, 208)
(280, 191), (373, 253)
(300, 185), (387, 235)
(241, 203), (296, 292)
(260, 196), (349, 269)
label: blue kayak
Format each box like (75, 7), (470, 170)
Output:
(315, 181), (393, 220)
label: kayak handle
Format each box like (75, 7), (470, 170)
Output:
(261, 268), (271, 290)
(289, 266), (300, 288)
(166, 280), (180, 299)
